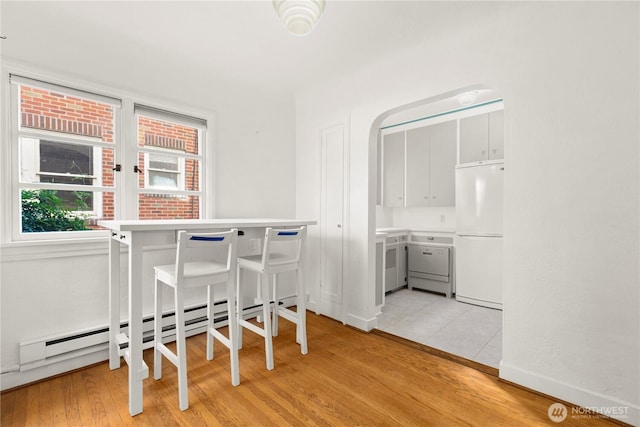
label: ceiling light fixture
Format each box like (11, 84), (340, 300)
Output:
(457, 90), (479, 106)
(273, 0), (326, 36)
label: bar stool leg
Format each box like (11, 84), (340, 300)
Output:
(226, 276), (240, 386)
(206, 286), (214, 360)
(174, 286), (189, 411)
(272, 274), (279, 337)
(236, 263), (243, 350)
(260, 272), (274, 371)
(296, 267), (308, 355)
(153, 276), (163, 380)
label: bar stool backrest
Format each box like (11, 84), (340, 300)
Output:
(261, 226), (306, 271)
(174, 229), (238, 286)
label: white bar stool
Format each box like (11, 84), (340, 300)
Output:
(236, 226), (308, 370)
(153, 229), (239, 411)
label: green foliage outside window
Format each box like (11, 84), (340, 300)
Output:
(21, 189), (89, 232)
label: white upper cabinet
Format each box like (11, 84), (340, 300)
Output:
(488, 110), (505, 160)
(459, 113), (489, 163)
(405, 126), (430, 206)
(382, 131), (405, 207)
(459, 110), (504, 164)
(383, 120), (456, 208)
(428, 121), (457, 206)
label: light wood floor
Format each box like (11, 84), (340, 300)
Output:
(1, 313), (622, 426)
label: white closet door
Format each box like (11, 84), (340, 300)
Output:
(320, 123), (347, 320)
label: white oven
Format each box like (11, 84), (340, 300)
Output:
(407, 233), (454, 298)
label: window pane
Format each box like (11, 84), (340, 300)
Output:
(149, 153), (179, 171)
(138, 194), (200, 220)
(40, 140), (93, 175)
(149, 171), (179, 189)
(21, 189), (114, 233)
(138, 116), (199, 155)
(19, 138), (114, 188)
(20, 86), (115, 143)
(137, 114), (201, 195)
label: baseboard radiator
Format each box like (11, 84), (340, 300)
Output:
(18, 296), (295, 373)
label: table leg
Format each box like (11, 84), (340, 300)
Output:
(128, 234), (145, 416)
(109, 235), (121, 370)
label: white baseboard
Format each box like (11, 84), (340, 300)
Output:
(344, 312), (377, 332)
(500, 361), (639, 426)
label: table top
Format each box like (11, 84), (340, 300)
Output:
(97, 218), (316, 232)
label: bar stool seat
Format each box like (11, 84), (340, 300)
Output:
(236, 226), (308, 371)
(153, 229), (239, 411)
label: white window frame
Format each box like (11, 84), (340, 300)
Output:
(1, 66), (214, 244)
(143, 150), (186, 191)
(9, 78), (121, 241)
(134, 104), (206, 214)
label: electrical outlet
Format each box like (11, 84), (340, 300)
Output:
(440, 214), (446, 223)
(248, 238), (261, 255)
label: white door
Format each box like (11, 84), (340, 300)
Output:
(320, 123), (347, 320)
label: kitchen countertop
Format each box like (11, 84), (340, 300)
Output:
(377, 227), (455, 235)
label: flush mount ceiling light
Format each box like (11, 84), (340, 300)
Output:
(273, 0), (326, 36)
(457, 90), (479, 106)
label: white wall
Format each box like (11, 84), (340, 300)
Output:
(296, 2), (639, 425)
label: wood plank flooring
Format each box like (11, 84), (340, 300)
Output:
(1, 313), (623, 426)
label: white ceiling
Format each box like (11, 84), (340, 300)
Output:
(1, 1), (489, 95)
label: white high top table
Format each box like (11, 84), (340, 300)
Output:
(98, 219), (316, 416)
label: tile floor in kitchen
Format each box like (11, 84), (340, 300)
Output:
(376, 288), (502, 368)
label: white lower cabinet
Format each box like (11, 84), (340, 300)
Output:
(383, 233), (408, 293)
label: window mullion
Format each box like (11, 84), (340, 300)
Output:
(120, 100), (137, 221)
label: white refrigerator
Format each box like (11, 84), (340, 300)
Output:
(455, 160), (504, 310)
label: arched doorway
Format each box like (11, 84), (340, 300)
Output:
(372, 85), (505, 370)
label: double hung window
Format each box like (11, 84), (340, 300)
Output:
(134, 105), (205, 220)
(7, 74), (208, 241)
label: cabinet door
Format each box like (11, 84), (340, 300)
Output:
(385, 245), (398, 292)
(459, 114), (489, 164)
(429, 121), (457, 206)
(397, 242), (407, 288)
(405, 126), (430, 206)
(489, 110), (504, 160)
(382, 131), (405, 207)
